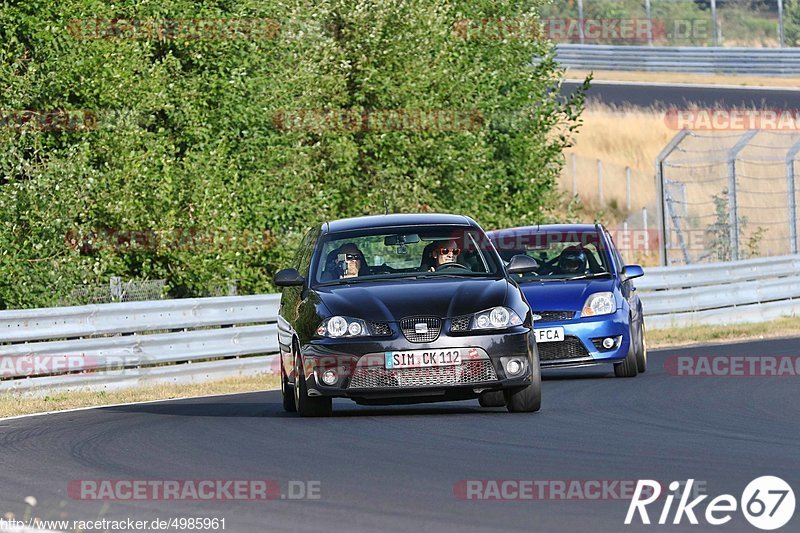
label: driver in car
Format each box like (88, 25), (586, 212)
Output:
(558, 246), (588, 275)
(429, 240), (461, 271)
(337, 243), (367, 279)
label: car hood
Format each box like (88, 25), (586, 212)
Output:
(520, 278), (616, 311)
(313, 278), (509, 321)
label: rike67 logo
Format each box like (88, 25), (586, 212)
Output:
(625, 477), (795, 530)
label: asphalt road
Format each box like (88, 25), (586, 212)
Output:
(561, 80), (800, 109)
(1, 337), (798, 532)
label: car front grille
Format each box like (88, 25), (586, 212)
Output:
(450, 315), (471, 332)
(348, 360), (497, 389)
(400, 316), (441, 343)
(533, 311), (575, 323)
(538, 336), (590, 361)
(369, 321), (392, 336)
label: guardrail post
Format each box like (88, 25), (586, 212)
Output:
(786, 138), (800, 254)
(656, 129), (690, 266)
(728, 130), (758, 261)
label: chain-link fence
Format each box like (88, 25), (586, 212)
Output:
(63, 277), (168, 306)
(540, 0), (792, 47)
(657, 130), (800, 265)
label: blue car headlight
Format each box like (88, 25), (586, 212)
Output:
(316, 316), (370, 337)
(581, 292), (616, 318)
(473, 306), (523, 330)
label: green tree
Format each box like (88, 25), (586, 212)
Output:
(0, 0), (587, 308)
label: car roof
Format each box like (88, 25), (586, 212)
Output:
(324, 213), (475, 234)
(487, 223), (602, 237)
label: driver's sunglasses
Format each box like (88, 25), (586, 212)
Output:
(436, 248), (460, 255)
(345, 254), (360, 261)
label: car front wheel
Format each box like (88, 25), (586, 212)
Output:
(505, 351), (542, 413)
(293, 349), (332, 417)
(614, 323), (639, 378)
(635, 320), (647, 374)
(281, 363), (296, 413)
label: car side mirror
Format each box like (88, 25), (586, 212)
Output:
(274, 268), (306, 287)
(621, 264), (644, 280)
(507, 254), (539, 275)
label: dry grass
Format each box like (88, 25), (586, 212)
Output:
(560, 103), (671, 218)
(0, 373), (280, 419)
(647, 317), (800, 349)
(566, 69), (800, 88)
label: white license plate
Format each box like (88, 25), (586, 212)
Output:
(534, 327), (565, 343)
(385, 349), (461, 369)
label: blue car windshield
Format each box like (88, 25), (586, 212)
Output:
(312, 225), (502, 285)
(492, 230), (610, 281)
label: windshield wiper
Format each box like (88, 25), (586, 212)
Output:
(565, 272), (612, 281)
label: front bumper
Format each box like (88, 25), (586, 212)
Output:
(534, 308), (630, 368)
(296, 327), (535, 403)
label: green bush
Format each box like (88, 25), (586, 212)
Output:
(0, 0), (587, 308)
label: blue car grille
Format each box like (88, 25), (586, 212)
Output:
(538, 336), (589, 361)
(532, 311), (575, 323)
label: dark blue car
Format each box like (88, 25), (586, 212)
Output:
(487, 224), (647, 377)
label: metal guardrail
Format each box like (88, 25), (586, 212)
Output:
(1, 256), (798, 395)
(0, 295), (280, 395)
(555, 44), (800, 76)
(637, 254), (800, 329)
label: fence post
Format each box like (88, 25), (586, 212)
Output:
(656, 129), (690, 266)
(577, 0), (585, 44)
(778, 0), (785, 48)
(571, 153), (577, 196)
(711, 0), (718, 46)
(626, 167), (632, 210)
(645, 0), (653, 46)
(642, 207), (649, 253)
(109, 277), (122, 302)
(786, 138), (800, 254)
(597, 159), (604, 205)
(728, 130), (757, 262)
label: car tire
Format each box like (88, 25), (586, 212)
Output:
(281, 364), (296, 413)
(505, 349), (542, 413)
(635, 320), (647, 374)
(614, 324), (639, 378)
(293, 348), (332, 417)
(479, 390), (506, 407)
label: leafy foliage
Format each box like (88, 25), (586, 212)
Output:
(0, 0), (587, 308)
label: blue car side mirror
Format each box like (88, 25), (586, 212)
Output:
(622, 264), (644, 280)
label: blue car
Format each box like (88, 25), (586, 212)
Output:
(487, 224), (647, 377)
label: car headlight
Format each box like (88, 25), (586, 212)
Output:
(581, 292), (616, 317)
(473, 307), (523, 330)
(316, 316), (370, 338)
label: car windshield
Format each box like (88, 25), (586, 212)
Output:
(312, 225), (502, 285)
(492, 229), (610, 282)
